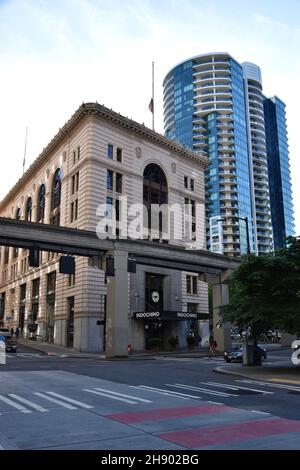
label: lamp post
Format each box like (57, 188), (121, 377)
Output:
(218, 216), (251, 255)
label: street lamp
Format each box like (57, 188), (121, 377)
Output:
(218, 216), (251, 255)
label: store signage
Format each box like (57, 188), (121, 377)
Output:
(134, 311), (200, 320)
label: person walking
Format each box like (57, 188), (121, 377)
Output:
(14, 327), (20, 340)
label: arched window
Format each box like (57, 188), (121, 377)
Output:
(25, 197), (32, 222)
(143, 164), (168, 239)
(51, 169), (61, 211)
(50, 169), (61, 225)
(15, 207), (21, 220)
(37, 184), (46, 222)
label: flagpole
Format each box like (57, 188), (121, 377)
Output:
(152, 61), (154, 131)
(23, 126), (28, 175)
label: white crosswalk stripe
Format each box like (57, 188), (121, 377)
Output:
(0, 395), (32, 413)
(93, 387), (152, 403)
(45, 392), (94, 409)
(132, 385), (201, 399)
(8, 394), (48, 412)
(200, 381), (274, 395)
(33, 392), (77, 409)
(237, 379), (300, 392)
(83, 388), (137, 404)
(167, 383), (237, 397)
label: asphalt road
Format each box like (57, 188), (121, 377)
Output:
(0, 346), (300, 450)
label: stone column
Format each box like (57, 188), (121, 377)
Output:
(105, 250), (129, 358)
(212, 282), (231, 352)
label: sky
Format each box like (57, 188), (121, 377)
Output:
(0, 0), (299, 233)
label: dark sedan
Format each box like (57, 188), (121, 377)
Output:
(224, 346), (267, 363)
(0, 333), (17, 353)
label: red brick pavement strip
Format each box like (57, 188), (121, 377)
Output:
(106, 404), (240, 424)
(158, 418), (300, 449)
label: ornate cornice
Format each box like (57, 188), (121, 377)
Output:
(0, 102), (208, 210)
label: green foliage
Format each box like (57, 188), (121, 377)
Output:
(220, 237), (300, 338)
(168, 335), (179, 347)
(186, 335), (196, 346)
(147, 337), (161, 349)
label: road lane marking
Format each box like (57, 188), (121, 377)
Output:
(33, 392), (77, 409)
(83, 388), (137, 404)
(201, 381), (274, 395)
(93, 388), (152, 403)
(134, 385), (200, 399)
(8, 394), (48, 412)
(237, 379), (300, 392)
(168, 383), (236, 397)
(199, 381), (240, 391)
(45, 392), (94, 409)
(251, 410), (270, 415)
(0, 395), (32, 413)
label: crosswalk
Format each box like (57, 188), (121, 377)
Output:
(5, 353), (46, 359)
(0, 379), (299, 416)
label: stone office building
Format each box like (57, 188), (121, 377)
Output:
(0, 102), (209, 352)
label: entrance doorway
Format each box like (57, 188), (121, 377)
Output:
(45, 299), (55, 343)
(145, 273), (165, 349)
(19, 305), (25, 332)
(67, 297), (74, 348)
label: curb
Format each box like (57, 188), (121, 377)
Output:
(214, 366), (300, 385)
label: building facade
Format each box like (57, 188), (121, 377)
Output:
(163, 52), (276, 256)
(263, 96), (295, 249)
(0, 103), (210, 352)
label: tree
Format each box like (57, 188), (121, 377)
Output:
(220, 236), (300, 339)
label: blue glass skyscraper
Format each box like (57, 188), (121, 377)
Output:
(164, 53), (274, 256)
(263, 96), (295, 249)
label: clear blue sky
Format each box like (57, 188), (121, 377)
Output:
(0, 0), (299, 232)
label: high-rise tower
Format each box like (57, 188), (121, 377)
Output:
(163, 53), (275, 256)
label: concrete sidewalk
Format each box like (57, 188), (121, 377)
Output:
(17, 337), (217, 360)
(215, 360), (300, 385)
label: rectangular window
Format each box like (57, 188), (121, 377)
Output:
(186, 275), (198, 294)
(73, 151), (76, 164)
(186, 275), (191, 294)
(116, 173), (122, 193)
(71, 200), (78, 222)
(32, 278), (40, 299)
(107, 170), (113, 190)
(107, 144), (113, 159)
(116, 147), (122, 162)
(47, 272), (56, 294)
(116, 199), (120, 222)
(106, 197), (113, 219)
(77, 146), (80, 160)
(190, 179), (194, 191)
(72, 172), (79, 194)
(20, 283), (26, 302)
(68, 273), (75, 287)
(184, 176), (188, 188)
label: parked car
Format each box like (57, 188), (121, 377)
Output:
(224, 345), (266, 363)
(0, 328), (17, 353)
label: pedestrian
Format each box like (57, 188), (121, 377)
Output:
(10, 327), (14, 336)
(14, 327), (19, 340)
(209, 337), (217, 357)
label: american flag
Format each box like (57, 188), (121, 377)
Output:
(148, 98), (154, 113)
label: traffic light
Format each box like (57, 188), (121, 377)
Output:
(29, 248), (40, 267)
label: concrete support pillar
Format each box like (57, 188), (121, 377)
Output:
(105, 250), (129, 358)
(212, 283), (231, 352)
